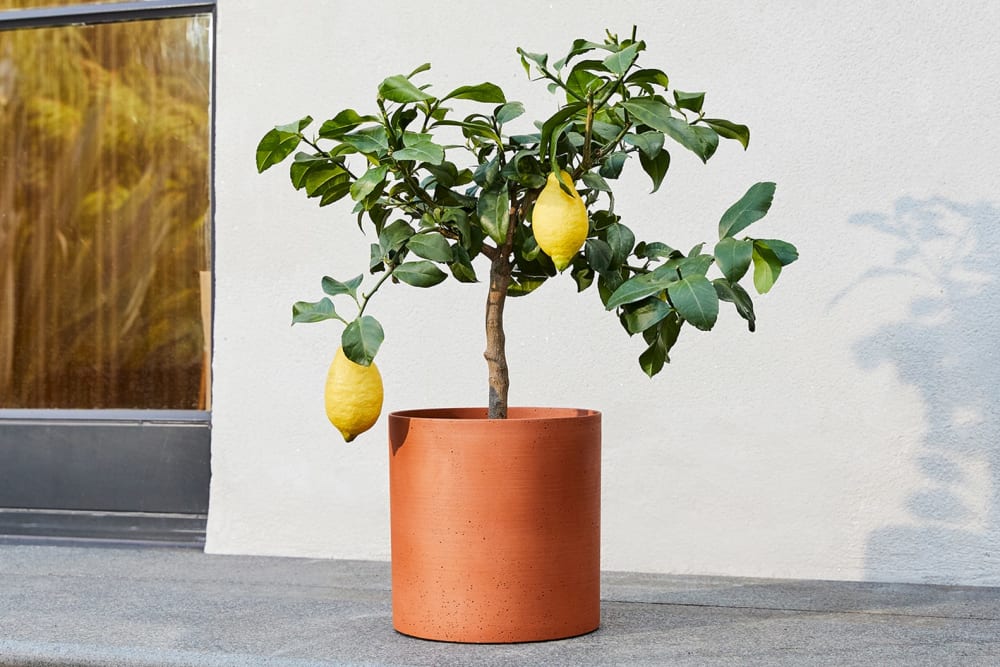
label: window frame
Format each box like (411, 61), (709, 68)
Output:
(0, 0), (217, 547)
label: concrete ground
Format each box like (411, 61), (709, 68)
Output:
(1, 543), (998, 666)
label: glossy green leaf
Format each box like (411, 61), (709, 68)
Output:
(673, 90), (705, 113)
(449, 246), (478, 283)
(393, 139), (445, 165)
(379, 219), (414, 254)
(342, 316), (384, 366)
(703, 118), (750, 150)
(567, 63), (606, 101)
(477, 184), (510, 245)
(605, 223), (635, 266)
(713, 278), (756, 332)
(667, 274), (718, 330)
(625, 68), (669, 89)
(394, 260), (448, 287)
(662, 117), (718, 163)
(599, 151), (628, 179)
(624, 131), (664, 158)
(321, 275), (363, 299)
(507, 275), (547, 297)
(713, 237), (753, 282)
(496, 101), (525, 125)
(638, 149), (670, 193)
(319, 109), (377, 138)
(407, 233), (453, 262)
(581, 171), (611, 193)
(605, 271), (678, 310)
(755, 238), (799, 266)
(378, 74), (435, 103)
(752, 242), (783, 294)
(443, 82), (506, 103)
(622, 297), (672, 334)
(621, 98), (673, 132)
(635, 241), (678, 260)
(342, 127), (390, 155)
(585, 238), (613, 275)
(256, 116), (311, 172)
(350, 165), (388, 202)
(718, 182), (776, 239)
(603, 42), (642, 76)
(291, 297), (344, 325)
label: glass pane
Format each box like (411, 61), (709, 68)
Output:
(0, 15), (212, 409)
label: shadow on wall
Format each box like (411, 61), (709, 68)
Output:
(848, 197), (1000, 585)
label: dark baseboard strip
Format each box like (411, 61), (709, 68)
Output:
(0, 508), (206, 548)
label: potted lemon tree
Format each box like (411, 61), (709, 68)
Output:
(257, 28), (796, 643)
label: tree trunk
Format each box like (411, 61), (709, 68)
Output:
(484, 247), (511, 419)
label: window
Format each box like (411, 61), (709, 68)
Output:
(0, 0), (214, 545)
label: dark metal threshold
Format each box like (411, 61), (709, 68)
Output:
(0, 508), (206, 549)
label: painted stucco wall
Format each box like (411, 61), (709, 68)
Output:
(207, 0), (1000, 585)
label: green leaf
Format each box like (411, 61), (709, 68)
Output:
(291, 297), (344, 325)
(350, 165), (388, 203)
(507, 275), (547, 297)
(702, 118), (750, 150)
(639, 336), (666, 377)
(713, 278), (756, 332)
(585, 238), (613, 275)
(256, 116), (311, 172)
(673, 90), (705, 113)
(449, 246), (478, 283)
(638, 312), (682, 377)
(342, 126), (390, 156)
(622, 297), (672, 334)
(567, 63), (607, 101)
(623, 131), (664, 158)
(444, 82), (506, 103)
(625, 68), (669, 90)
(394, 260), (448, 287)
(621, 98), (673, 132)
(516, 48), (548, 76)
(393, 139), (445, 165)
(662, 117), (718, 163)
(719, 182), (776, 239)
(752, 242), (783, 294)
(321, 275), (363, 299)
(539, 102), (588, 162)
(635, 241), (678, 260)
(605, 223), (635, 266)
(755, 239), (799, 266)
(602, 42), (642, 76)
(713, 237), (753, 282)
(342, 316), (384, 366)
(605, 272), (678, 310)
(496, 101), (525, 126)
(638, 149), (670, 193)
(581, 171), (611, 193)
(319, 109), (377, 138)
(599, 152), (628, 179)
(667, 274), (719, 330)
(379, 219), (414, 254)
(407, 233), (453, 262)
(477, 184), (510, 245)
(378, 74), (435, 103)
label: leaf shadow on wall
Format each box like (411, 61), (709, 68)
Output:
(848, 197), (1000, 585)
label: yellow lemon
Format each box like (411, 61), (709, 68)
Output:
(324, 347), (383, 442)
(532, 170), (589, 271)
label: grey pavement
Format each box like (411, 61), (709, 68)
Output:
(1, 543), (999, 666)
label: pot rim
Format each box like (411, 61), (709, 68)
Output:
(389, 406), (600, 422)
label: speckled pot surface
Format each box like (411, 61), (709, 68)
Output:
(388, 407), (602, 643)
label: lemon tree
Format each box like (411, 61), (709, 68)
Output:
(257, 28), (798, 427)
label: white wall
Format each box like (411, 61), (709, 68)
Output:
(208, 0), (1000, 585)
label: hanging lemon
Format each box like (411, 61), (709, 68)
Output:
(324, 347), (384, 442)
(531, 170), (589, 271)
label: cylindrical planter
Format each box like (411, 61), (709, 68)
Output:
(388, 407), (601, 643)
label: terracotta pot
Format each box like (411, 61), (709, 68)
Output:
(388, 407), (601, 643)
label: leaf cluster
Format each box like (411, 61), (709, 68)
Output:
(257, 28), (797, 375)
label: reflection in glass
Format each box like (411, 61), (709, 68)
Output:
(0, 15), (212, 409)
